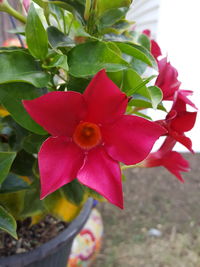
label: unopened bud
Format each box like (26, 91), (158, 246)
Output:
(23, 0), (30, 12)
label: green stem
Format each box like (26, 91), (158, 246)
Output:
(0, 1), (26, 24)
(121, 163), (143, 171)
(84, 0), (91, 21)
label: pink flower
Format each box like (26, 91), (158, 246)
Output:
(174, 90), (198, 111)
(155, 57), (181, 101)
(142, 29), (162, 60)
(23, 70), (165, 208)
(143, 137), (190, 182)
(157, 107), (197, 153)
(23, 0), (30, 12)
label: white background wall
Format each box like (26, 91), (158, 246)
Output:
(157, 0), (200, 152)
(128, 0), (200, 152)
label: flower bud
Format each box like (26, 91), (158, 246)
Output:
(23, 0), (30, 12)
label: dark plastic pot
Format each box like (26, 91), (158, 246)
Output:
(0, 198), (93, 267)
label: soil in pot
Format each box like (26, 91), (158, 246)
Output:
(0, 216), (69, 257)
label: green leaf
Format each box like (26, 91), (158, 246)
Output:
(0, 83), (47, 135)
(32, 0), (45, 7)
(129, 75), (157, 95)
(147, 86), (163, 109)
(121, 69), (150, 99)
(43, 54), (69, 71)
(98, 7), (128, 29)
(23, 134), (48, 154)
(0, 51), (50, 87)
(96, 0), (131, 16)
(85, 187), (105, 202)
(0, 173), (30, 194)
(21, 181), (44, 217)
(2, 116), (29, 151)
(0, 152), (16, 185)
(47, 26), (75, 48)
(130, 43), (157, 70)
(68, 41), (129, 77)
(67, 75), (90, 93)
(115, 42), (154, 67)
(11, 150), (35, 176)
(130, 32), (151, 51)
(26, 3), (48, 60)
(128, 98), (166, 112)
(61, 179), (85, 205)
(0, 205), (17, 239)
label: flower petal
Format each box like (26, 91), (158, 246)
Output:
(23, 91), (86, 136)
(163, 151), (190, 182)
(178, 90), (198, 110)
(102, 115), (166, 165)
(171, 111), (197, 132)
(39, 137), (84, 199)
(83, 69), (128, 124)
(170, 131), (194, 153)
(156, 58), (181, 100)
(77, 146), (123, 209)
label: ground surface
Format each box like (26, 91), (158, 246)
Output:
(95, 153), (200, 267)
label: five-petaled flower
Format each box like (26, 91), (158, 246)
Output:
(23, 70), (166, 208)
(143, 137), (190, 182)
(156, 94), (197, 153)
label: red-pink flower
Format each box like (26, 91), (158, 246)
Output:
(142, 29), (162, 60)
(155, 57), (181, 101)
(157, 107), (197, 153)
(173, 90), (198, 111)
(23, 70), (165, 208)
(143, 137), (190, 182)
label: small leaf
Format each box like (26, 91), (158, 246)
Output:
(96, 0), (131, 16)
(11, 150), (35, 176)
(98, 7), (128, 29)
(130, 43), (157, 70)
(128, 98), (166, 112)
(0, 152), (16, 185)
(43, 54), (69, 71)
(0, 173), (30, 193)
(26, 3), (48, 60)
(21, 181), (45, 217)
(147, 86), (163, 109)
(0, 205), (17, 239)
(128, 75), (157, 96)
(0, 83), (47, 135)
(121, 69), (150, 99)
(0, 51), (50, 87)
(23, 134), (48, 154)
(116, 42), (154, 67)
(61, 179), (85, 205)
(47, 26), (75, 49)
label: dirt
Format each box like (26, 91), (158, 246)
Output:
(0, 215), (68, 257)
(95, 153), (200, 267)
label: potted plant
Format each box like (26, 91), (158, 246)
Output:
(0, 0), (197, 266)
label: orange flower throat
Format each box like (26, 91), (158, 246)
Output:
(73, 122), (102, 150)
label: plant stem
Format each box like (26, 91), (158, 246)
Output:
(121, 163), (143, 171)
(2, 1), (26, 24)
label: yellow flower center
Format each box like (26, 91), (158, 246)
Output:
(73, 122), (102, 150)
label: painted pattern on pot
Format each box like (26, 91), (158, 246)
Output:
(68, 208), (103, 267)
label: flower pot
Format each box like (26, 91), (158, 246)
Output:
(0, 198), (93, 267)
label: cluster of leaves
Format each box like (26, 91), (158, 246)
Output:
(0, 0), (164, 238)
